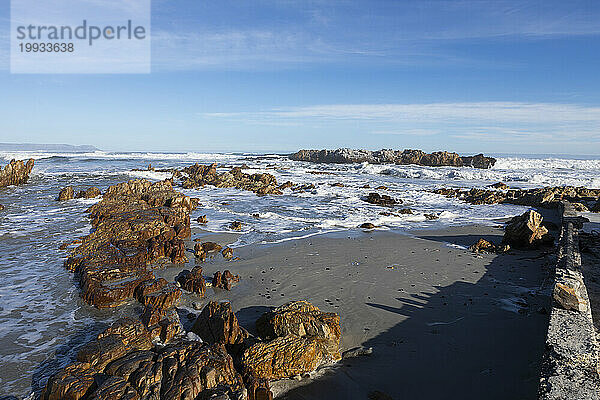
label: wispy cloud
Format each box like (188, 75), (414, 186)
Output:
(149, 0), (600, 70)
(202, 102), (600, 144)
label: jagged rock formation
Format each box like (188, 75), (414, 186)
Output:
(59, 186), (102, 201)
(64, 179), (193, 309)
(42, 301), (342, 400)
(290, 149), (496, 169)
(0, 158), (34, 187)
(42, 319), (246, 400)
(180, 163), (291, 195)
(243, 301), (341, 380)
(434, 186), (600, 209)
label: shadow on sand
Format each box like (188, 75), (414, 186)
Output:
(280, 232), (553, 400)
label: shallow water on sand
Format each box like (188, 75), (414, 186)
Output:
(0, 151), (598, 397)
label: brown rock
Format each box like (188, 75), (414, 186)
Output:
(157, 342), (245, 399)
(255, 301), (341, 345)
(424, 213), (439, 220)
(181, 162), (284, 195)
(213, 270), (240, 290)
(222, 247), (234, 259)
(177, 266), (206, 295)
(58, 186), (74, 201)
(572, 202), (589, 212)
(138, 282), (181, 310)
(197, 215), (208, 224)
(246, 375), (273, 400)
(41, 362), (96, 400)
(0, 204), (4, 211)
(200, 241), (223, 253)
(554, 282), (586, 312)
(192, 301), (248, 346)
(0, 158), (34, 188)
(469, 238), (510, 254)
(502, 210), (554, 248)
(360, 223), (377, 229)
(76, 187), (102, 199)
(88, 376), (139, 400)
(64, 179), (192, 308)
(97, 318), (153, 351)
(76, 335), (128, 370)
(241, 335), (341, 380)
(230, 221), (243, 231)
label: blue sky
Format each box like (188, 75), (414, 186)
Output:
(0, 0), (599, 154)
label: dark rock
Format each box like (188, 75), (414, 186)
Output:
(469, 238), (510, 254)
(424, 213), (439, 220)
(363, 192), (399, 206)
(246, 375), (273, 400)
(0, 158), (34, 187)
(434, 185), (600, 209)
(197, 215), (208, 224)
(289, 148), (495, 168)
(76, 187), (102, 199)
(230, 221), (243, 231)
(502, 210), (554, 249)
(359, 223), (377, 229)
(0, 204), (4, 211)
(490, 182), (509, 190)
(58, 186), (74, 201)
(461, 153), (496, 169)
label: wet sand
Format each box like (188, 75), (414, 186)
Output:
(154, 223), (554, 400)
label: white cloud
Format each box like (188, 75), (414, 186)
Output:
(202, 102), (600, 143)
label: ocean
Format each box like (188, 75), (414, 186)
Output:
(0, 150), (599, 398)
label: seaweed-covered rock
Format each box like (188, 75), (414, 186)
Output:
(0, 158), (34, 187)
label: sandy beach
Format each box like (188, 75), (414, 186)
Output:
(152, 221), (556, 400)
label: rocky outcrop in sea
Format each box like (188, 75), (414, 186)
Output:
(0, 158), (34, 187)
(289, 149), (496, 168)
(434, 185), (600, 210)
